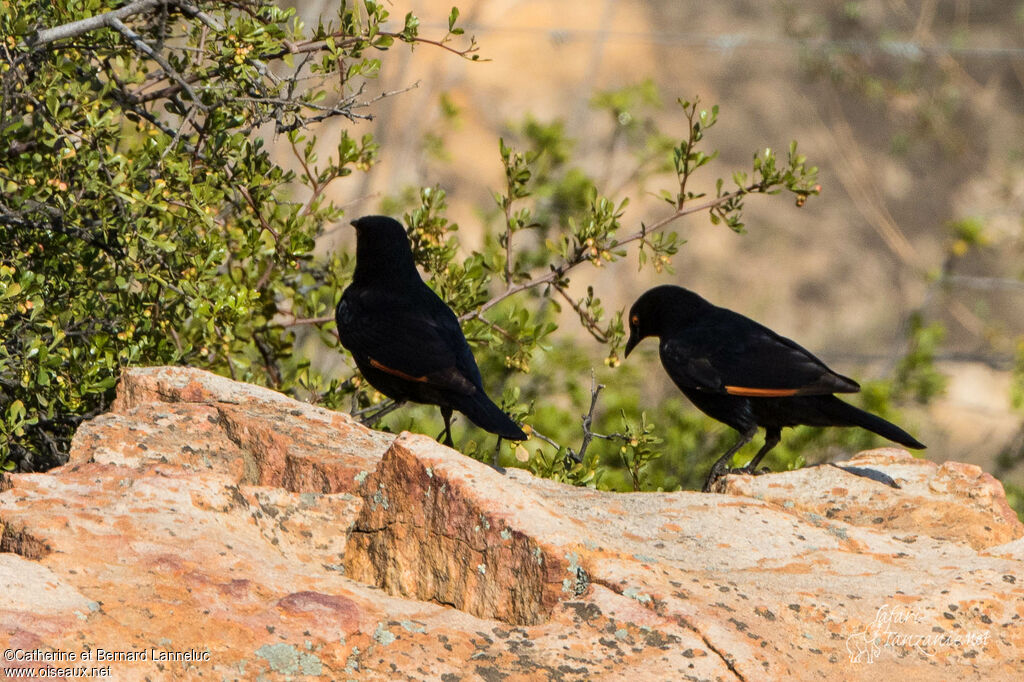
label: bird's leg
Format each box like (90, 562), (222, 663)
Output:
(741, 428), (781, 475)
(438, 407), (454, 447)
(702, 427), (756, 493)
(491, 437), (506, 474)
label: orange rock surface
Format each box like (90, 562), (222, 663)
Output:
(2, 367), (1022, 680)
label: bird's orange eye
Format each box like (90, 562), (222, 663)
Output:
(630, 315), (639, 326)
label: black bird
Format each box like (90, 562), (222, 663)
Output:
(335, 215), (526, 446)
(624, 285), (925, 492)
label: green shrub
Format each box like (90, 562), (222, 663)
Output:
(3, 1), (933, 495)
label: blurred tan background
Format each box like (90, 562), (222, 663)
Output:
(286, 1), (1024, 481)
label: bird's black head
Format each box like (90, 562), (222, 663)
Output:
(624, 285), (711, 357)
(350, 215), (418, 284)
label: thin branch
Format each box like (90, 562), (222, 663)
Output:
(279, 31), (482, 61)
(277, 314), (334, 328)
(107, 16), (207, 112)
(459, 183), (762, 321)
(160, 101), (198, 161)
(271, 83), (419, 133)
(676, 104), (700, 209)
(27, 0), (163, 46)
(170, 0), (224, 32)
(236, 186), (279, 241)
(501, 171), (516, 285)
(462, 310), (516, 342)
(97, 56), (200, 157)
(526, 426), (563, 451)
(238, 95), (372, 115)
(572, 370), (605, 463)
(553, 285), (608, 343)
(289, 135), (338, 219)
(354, 399), (402, 424)
(527, 369), (629, 465)
(316, 192), (382, 238)
(131, 73), (204, 105)
(253, 260), (275, 292)
(252, 331), (282, 388)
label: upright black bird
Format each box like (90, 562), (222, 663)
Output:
(624, 285), (925, 492)
(335, 215), (526, 445)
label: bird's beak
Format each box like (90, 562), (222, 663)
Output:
(349, 219), (359, 228)
(624, 332), (639, 358)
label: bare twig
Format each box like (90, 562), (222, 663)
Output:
(354, 399), (402, 424)
(107, 17), (207, 111)
(279, 31), (482, 61)
(501, 166), (516, 285)
(676, 103), (700, 209)
(131, 74), (204, 105)
(528, 370), (628, 464)
(289, 134), (345, 218)
(462, 310), (516, 341)
(252, 331), (282, 388)
(160, 102), (197, 161)
(236, 186), (279, 241)
(459, 183), (762, 322)
(278, 313), (335, 328)
(572, 370), (605, 463)
(253, 261), (276, 293)
(553, 285), (608, 343)
(526, 426), (563, 451)
(316, 193), (383, 238)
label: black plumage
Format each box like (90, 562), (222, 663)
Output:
(335, 215), (526, 445)
(624, 285), (925, 491)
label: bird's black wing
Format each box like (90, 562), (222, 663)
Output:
(336, 284), (480, 396)
(659, 308), (859, 396)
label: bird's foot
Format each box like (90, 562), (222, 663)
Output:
(702, 466), (732, 493)
(703, 466), (765, 492)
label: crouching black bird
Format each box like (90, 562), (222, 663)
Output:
(335, 215), (526, 446)
(624, 285), (925, 492)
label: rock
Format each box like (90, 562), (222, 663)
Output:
(715, 448), (1023, 550)
(2, 367), (1022, 680)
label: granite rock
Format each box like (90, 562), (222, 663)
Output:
(1, 367), (1021, 680)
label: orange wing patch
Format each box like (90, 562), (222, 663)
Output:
(369, 358), (429, 383)
(724, 386), (800, 397)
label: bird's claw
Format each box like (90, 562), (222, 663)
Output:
(702, 466), (733, 493)
(703, 465), (772, 492)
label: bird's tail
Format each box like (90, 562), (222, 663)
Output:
(819, 396), (925, 449)
(459, 390), (527, 441)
